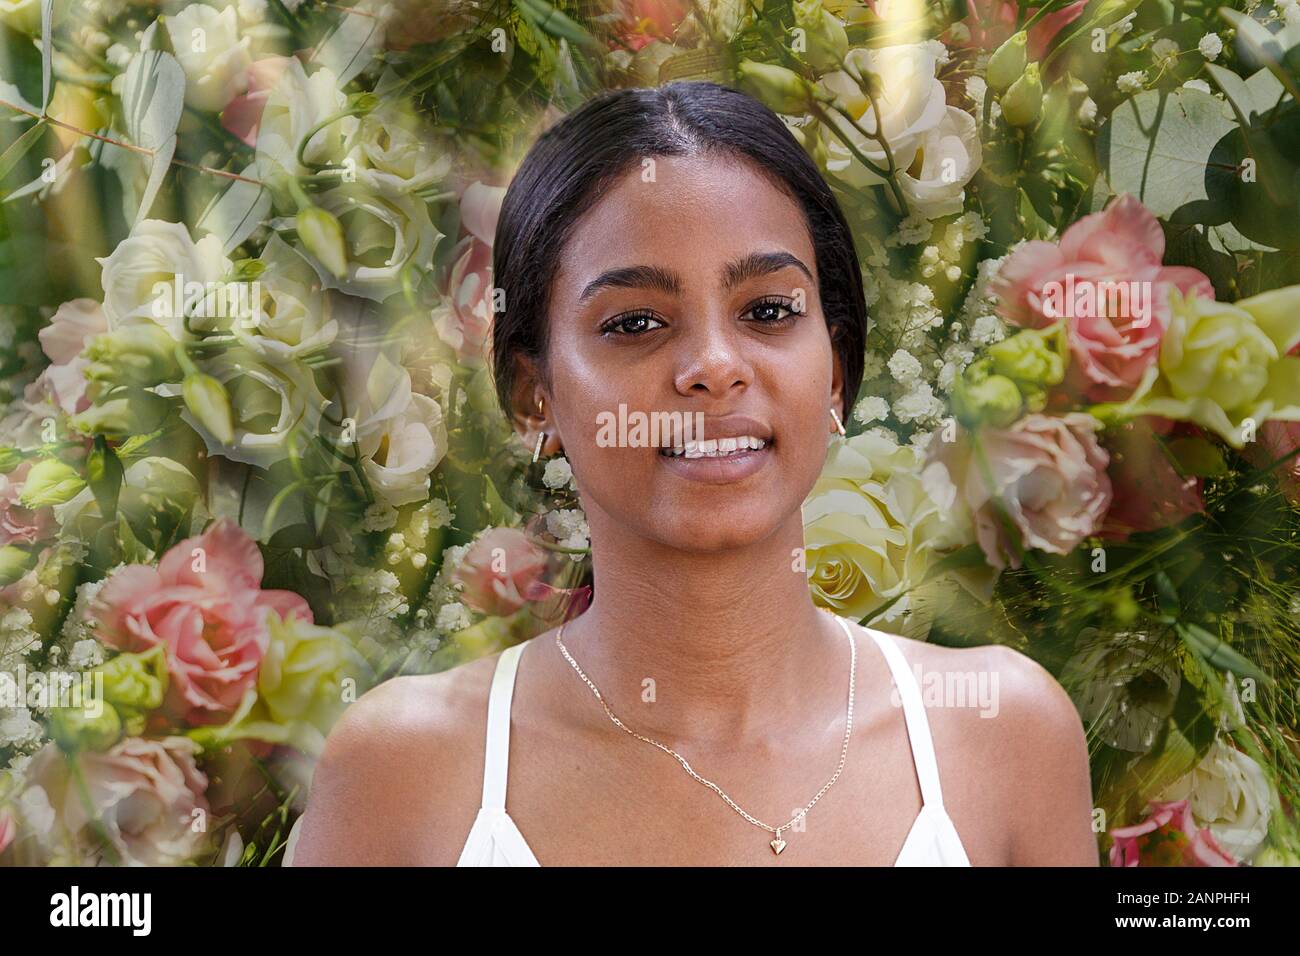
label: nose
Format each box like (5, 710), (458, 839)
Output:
(671, 309), (754, 400)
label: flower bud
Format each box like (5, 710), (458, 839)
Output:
(99, 644), (168, 713)
(71, 391), (172, 438)
(1001, 62), (1043, 128)
(987, 31), (1028, 93)
(988, 323), (1068, 393)
(84, 324), (182, 388)
(183, 373), (235, 445)
(0, 545), (37, 586)
(18, 459), (85, 508)
(951, 360), (1023, 428)
(49, 702), (123, 753)
(793, 0), (849, 74)
(738, 60), (816, 115)
(296, 206), (349, 279)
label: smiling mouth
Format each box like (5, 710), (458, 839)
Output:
(659, 436), (772, 459)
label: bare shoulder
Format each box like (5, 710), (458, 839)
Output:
(857, 625), (1099, 865)
(289, 650), (503, 866)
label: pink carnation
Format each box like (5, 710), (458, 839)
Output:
(993, 195), (1214, 401)
(950, 0), (1088, 61)
(0, 461), (56, 547)
(1099, 417), (1205, 539)
(452, 527), (549, 617)
(1109, 798), (1240, 867)
(93, 518), (312, 726)
(28, 736), (211, 866)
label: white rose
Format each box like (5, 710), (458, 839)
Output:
(1157, 738), (1274, 861)
(255, 58), (353, 179)
(165, 3), (253, 112)
(817, 44), (948, 188)
(896, 107), (981, 219)
(349, 103), (451, 193)
(360, 393), (448, 507)
(95, 220), (232, 335)
(234, 235), (339, 366)
(301, 178), (441, 301)
(178, 347), (327, 468)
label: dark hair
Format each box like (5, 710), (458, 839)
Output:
(489, 80), (868, 424)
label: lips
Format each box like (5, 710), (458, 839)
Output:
(655, 415), (776, 484)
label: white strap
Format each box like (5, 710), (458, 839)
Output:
(862, 625), (946, 809)
(481, 641), (526, 809)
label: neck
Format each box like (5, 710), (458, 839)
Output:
(552, 506), (851, 746)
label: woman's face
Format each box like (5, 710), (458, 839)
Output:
(528, 152), (843, 553)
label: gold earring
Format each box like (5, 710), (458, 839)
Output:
(533, 430), (546, 463)
(830, 408), (846, 437)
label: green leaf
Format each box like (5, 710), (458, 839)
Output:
(483, 473), (519, 527)
(514, 0), (604, 54)
(87, 436), (124, 522)
(197, 164), (269, 254)
(1097, 87), (1238, 219)
(0, 118), (47, 188)
(1176, 621), (1271, 684)
(1165, 435), (1228, 477)
(39, 0), (52, 113)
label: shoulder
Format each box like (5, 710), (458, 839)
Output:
(864, 627), (1099, 864)
(288, 650), (504, 866)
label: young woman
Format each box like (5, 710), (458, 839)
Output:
(289, 81), (1099, 867)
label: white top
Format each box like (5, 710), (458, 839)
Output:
(454, 614), (972, 867)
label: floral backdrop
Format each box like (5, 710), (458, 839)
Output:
(0, 0), (1297, 867)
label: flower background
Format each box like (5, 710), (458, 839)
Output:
(0, 0), (1298, 866)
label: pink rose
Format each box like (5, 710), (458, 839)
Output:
(94, 518), (312, 726)
(1254, 419), (1300, 505)
(611, 0), (689, 51)
(452, 527), (549, 617)
(950, 0), (1087, 61)
(993, 195), (1213, 401)
(0, 462), (57, 547)
(433, 181), (504, 366)
(28, 737), (210, 866)
(34, 298), (107, 415)
(1099, 417), (1205, 539)
(221, 56), (295, 147)
(0, 810), (14, 856)
(929, 413), (1112, 571)
(1109, 799), (1240, 867)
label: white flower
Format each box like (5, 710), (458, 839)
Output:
(1077, 96), (1098, 126)
(853, 394), (890, 424)
(237, 0), (267, 22)
(165, 3), (253, 112)
(95, 219), (233, 336)
(255, 59), (354, 180)
(234, 235), (339, 366)
(179, 348), (327, 468)
(896, 106), (982, 219)
(1157, 738), (1274, 861)
(17, 783), (55, 835)
(817, 43), (949, 189)
(1151, 37), (1180, 65)
(1108, 11), (1137, 34)
(1198, 32), (1223, 60)
(1117, 71), (1145, 94)
(66, 639), (105, 670)
(887, 348), (923, 384)
(106, 42), (132, 68)
(545, 507), (590, 555)
(892, 381), (943, 424)
(542, 456), (574, 490)
(435, 601), (471, 633)
(0, 707), (43, 748)
(360, 393), (448, 507)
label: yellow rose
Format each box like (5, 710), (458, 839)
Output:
(802, 431), (981, 635)
(190, 613), (372, 755)
(1099, 286), (1300, 448)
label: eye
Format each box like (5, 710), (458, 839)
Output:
(600, 311), (665, 337)
(744, 295), (804, 327)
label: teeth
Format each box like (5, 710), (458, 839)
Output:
(661, 436), (768, 458)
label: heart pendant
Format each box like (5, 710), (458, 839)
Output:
(770, 838), (787, 855)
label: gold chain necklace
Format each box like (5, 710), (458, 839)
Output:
(553, 607), (857, 856)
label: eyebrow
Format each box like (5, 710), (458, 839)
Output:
(576, 250), (814, 304)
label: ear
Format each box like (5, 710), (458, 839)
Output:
(829, 324), (846, 423)
(509, 355), (560, 457)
